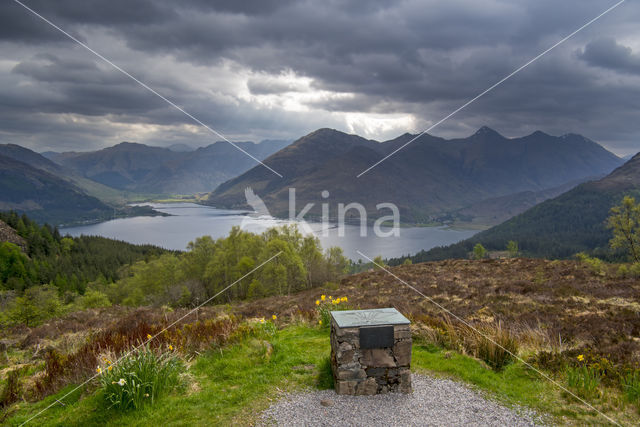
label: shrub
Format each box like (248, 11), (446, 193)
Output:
(575, 252), (606, 276)
(0, 368), (23, 407)
(617, 262), (640, 279)
(99, 345), (183, 411)
(506, 240), (519, 257)
(475, 323), (518, 370)
(372, 255), (385, 269)
(7, 285), (64, 326)
(472, 244), (486, 260)
(74, 289), (111, 310)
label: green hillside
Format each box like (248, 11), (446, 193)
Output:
(399, 153), (640, 262)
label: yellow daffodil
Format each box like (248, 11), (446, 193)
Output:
(169, 345), (173, 351)
(316, 300), (320, 305)
(329, 295), (332, 299)
(577, 354), (584, 362)
(146, 334), (153, 340)
(108, 366), (113, 372)
(259, 318), (265, 324)
(272, 314), (277, 320)
(96, 366), (102, 374)
(107, 360), (112, 364)
(321, 295), (326, 301)
(318, 320), (322, 325)
(342, 297), (348, 302)
(117, 378), (126, 386)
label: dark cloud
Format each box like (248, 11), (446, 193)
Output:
(0, 0), (639, 156)
(578, 38), (640, 75)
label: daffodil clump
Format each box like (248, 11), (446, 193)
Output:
(255, 314), (278, 336)
(566, 354), (602, 399)
(97, 343), (183, 411)
(315, 294), (350, 328)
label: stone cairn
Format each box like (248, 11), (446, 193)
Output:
(330, 311), (412, 395)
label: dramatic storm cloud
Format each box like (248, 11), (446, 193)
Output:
(1, 0), (639, 155)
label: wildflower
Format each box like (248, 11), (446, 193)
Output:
(96, 366), (102, 374)
(577, 354), (585, 362)
(272, 314), (277, 320)
(144, 393), (150, 398)
(318, 320), (322, 325)
(315, 300), (320, 306)
(108, 366), (113, 372)
(169, 345), (173, 351)
(259, 318), (265, 324)
(321, 295), (326, 301)
(342, 297), (348, 302)
(106, 360), (112, 365)
(117, 378), (126, 386)
(329, 295), (332, 299)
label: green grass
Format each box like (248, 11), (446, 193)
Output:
(411, 341), (635, 425)
(4, 325), (330, 426)
(4, 326), (636, 426)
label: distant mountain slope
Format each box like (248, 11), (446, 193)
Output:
(205, 127), (623, 224)
(0, 153), (113, 225)
(399, 153), (640, 262)
(47, 140), (291, 194)
(1, 144), (127, 205)
(0, 144), (66, 175)
(449, 178), (597, 226)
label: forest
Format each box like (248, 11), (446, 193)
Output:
(0, 211), (348, 326)
(0, 211), (168, 292)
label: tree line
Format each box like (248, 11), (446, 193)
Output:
(94, 225), (348, 307)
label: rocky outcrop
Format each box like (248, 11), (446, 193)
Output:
(0, 220), (27, 252)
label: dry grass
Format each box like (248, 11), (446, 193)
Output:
(2, 307), (243, 403)
(235, 258), (640, 369)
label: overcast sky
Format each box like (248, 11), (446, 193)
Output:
(1, 0), (639, 156)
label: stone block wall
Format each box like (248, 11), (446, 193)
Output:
(330, 320), (412, 395)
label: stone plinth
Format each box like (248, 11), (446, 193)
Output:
(330, 308), (412, 395)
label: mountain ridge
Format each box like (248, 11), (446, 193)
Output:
(206, 127), (622, 224)
(46, 139), (291, 194)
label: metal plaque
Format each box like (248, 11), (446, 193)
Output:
(359, 325), (394, 349)
(331, 308), (410, 328)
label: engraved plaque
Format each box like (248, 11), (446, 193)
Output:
(359, 325), (394, 349)
(331, 308), (410, 328)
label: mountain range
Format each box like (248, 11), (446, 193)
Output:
(399, 151), (640, 262)
(45, 139), (290, 194)
(205, 127), (623, 224)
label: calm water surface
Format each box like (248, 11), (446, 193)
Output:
(61, 203), (478, 260)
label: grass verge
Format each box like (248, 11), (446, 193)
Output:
(4, 325), (638, 426)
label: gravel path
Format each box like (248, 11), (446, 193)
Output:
(259, 374), (545, 426)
